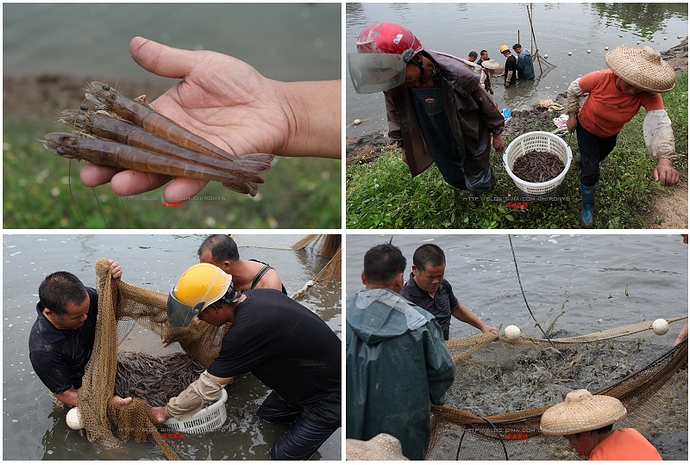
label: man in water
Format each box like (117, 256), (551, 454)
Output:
(29, 260), (130, 408)
(198, 234), (287, 294)
(500, 44), (518, 87)
(513, 44), (535, 81)
(400, 243), (498, 340)
(154, 263), (340, 460)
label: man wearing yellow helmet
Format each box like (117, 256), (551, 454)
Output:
(500, 44), (518, 87)
(154, 263), (341, 460)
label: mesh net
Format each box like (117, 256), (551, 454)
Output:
(427, 318), (688, 460)
(78, 258), (234, 460)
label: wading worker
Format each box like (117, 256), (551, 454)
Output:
(153, 264), (340, 460)
(401, 244), (498, 341)
(348, 21), (506, 195)
(540, 389), (662, 460)
(513, 43), (535, 81)
(197, 234), (287, 294)
(347, 243), (455, 460)
(500, 44), (518, 87)
(29, 260), (130, 408)
(566, 45), (679, 228)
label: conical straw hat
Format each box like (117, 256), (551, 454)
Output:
(540, 389), (627, 436)
(604, 45), (676, 93)
(481, 59), (501, 70)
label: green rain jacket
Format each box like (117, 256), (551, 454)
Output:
(346, 288), (456, 460)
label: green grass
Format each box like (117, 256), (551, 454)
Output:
(4, 115), (341, 229)
(347, 73), (687, 229)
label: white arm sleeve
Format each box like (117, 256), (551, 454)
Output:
(566, 78), (584, 116)
(165, 370), (225, 421)
(643, 110), (677, 161)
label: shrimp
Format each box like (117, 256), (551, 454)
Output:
(59, 109), (272, 185)
(85, 81), (251, 163)
(42, 133), (263, 196)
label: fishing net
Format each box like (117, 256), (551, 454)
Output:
(426, 317), (688, 460)
(78, 258), (232, 460)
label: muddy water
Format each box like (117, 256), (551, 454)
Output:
(346, 2), (688, 138)
(3, 234), (341, 460)
(346, 233), (687, 459)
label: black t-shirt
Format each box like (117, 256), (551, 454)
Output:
(207, 289), (340, 424)
(28, 287), (98, 394)
(400, 273), (459, 340)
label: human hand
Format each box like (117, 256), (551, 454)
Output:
(112, 395), (132, 407)
(492, 134), (505, 152)
(80, 37), (340, 203)
(108, 259), (122, 279)
(654, 159), (679, 186)
(566, 116), (578, 132)
(482, 325), (500, 339)
(150, 406), (170, 423)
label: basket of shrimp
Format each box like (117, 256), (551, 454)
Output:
(503, 131), (572, 201)
(163, 389), (228, 434)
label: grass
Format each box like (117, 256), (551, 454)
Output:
(346, 73), (687, 229)
(3, 115), (341, 229)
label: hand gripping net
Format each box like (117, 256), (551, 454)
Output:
(77, 258), (232, 460)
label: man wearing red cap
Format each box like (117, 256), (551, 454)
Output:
(348, 21), (505, 195)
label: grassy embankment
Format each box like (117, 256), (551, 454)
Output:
(346, 73), (688, 229)
(4, 116), (341, 229)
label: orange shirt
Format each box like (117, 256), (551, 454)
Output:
(589, 428), (662, 460)
(577, 70), (664, 138)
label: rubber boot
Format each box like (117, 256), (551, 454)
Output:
(580, 182), (596, 228)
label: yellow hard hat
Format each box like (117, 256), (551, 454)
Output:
(167, 263), (233, 327)
(499, 44), (510, 53)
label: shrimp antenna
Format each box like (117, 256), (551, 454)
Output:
(116, 37), (153, 88)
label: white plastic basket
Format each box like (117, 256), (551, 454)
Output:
(163, 389), (228, 434)
(503, 131), (572, 200)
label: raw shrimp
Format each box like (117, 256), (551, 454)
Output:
(43, 133), (264, 196)
(60, 108), (272, 185)
(85, 81), (252, 163)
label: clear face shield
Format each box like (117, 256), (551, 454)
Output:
(167, 289), (206, 328)
(347, 52), (408, 94)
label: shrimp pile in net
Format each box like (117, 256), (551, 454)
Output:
(78, 258), (233, 460)
(425, 321), (687, 460)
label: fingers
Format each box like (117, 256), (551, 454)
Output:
(80, 163), (122, 188)
(163, 178), (209, 204)
(130, 36), (197, 80)
(112, 395), (132, 407)
(110, 170), (172, 196)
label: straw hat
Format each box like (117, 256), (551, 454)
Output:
(346, 433), (409, 460)
(604, 45), (676, 92)
(481, 59), (501, 70)
(540, 389), (627, 436)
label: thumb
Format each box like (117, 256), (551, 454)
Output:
(130, 36), (195, 79)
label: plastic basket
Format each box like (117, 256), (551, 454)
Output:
(503, 131), (572, 200)
(163, 389), (228, 434)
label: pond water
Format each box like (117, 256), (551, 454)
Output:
(346, 233), (687, 339)
(3, 234), (341, 460)
(346, 2), (688, 138)
(4, 3), (340, 82)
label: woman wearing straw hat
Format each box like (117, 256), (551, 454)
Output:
(566, 45), (680, 228)
(540, 389), (662, 460)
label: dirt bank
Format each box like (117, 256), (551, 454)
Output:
(345, 41), (688, 229)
